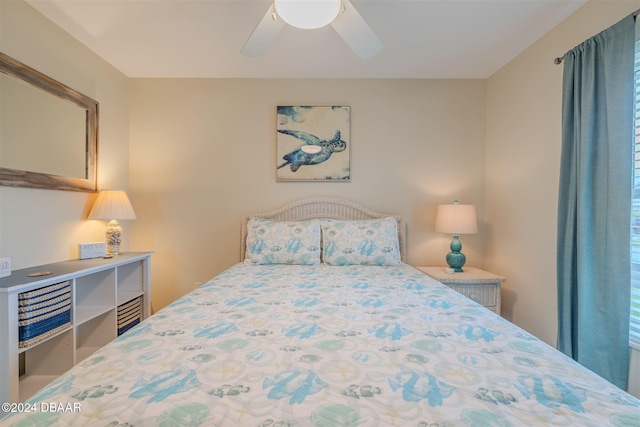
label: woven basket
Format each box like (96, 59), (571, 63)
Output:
(117, 296), (142, 336)
(18, 281), (71, 348)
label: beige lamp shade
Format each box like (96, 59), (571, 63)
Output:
(88, 190), (137, 221)
(435, 202), (477, 235)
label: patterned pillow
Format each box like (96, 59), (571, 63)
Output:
(245, 218), (321, 265)
(321, 217), (402, 266)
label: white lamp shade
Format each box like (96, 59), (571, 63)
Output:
(275, 0), (341, 29)
(435, 203), (477, 234)
(88, 190), (137, 221)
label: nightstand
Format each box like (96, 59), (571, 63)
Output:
(416, 266), (505, 315)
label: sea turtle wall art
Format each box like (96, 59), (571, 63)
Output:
(276, 106), (350, 181)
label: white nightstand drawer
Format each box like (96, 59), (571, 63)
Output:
(446, 283), (498, 307)
(416, 266), (505, 315)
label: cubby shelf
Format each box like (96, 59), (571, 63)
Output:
(0, 252), (152, 409)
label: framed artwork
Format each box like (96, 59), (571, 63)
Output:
(276, 106), (350, 181)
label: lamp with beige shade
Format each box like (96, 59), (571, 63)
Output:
(88, 190), (137, 255)
(435, 200), (477, 272)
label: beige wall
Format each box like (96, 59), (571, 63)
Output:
(0, 0), (131, 269)
(485, 0), (640, 396)
(128, 78), (487, 311)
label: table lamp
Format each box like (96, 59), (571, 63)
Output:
(435, 200), (477, 272)
(88, 190), (137, 255)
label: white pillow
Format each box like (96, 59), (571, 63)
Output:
(321, 217), (401, 266)
(245, 218), (321, 265)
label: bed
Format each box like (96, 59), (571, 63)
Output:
(2, 198), (639, 426)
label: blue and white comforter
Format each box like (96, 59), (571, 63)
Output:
(4, 264), (640, 426)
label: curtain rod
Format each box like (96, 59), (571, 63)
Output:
(553, 8), (640, 64)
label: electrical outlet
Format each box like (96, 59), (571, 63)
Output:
(79, 242), (107, 259)
(0, 257), (11, 278)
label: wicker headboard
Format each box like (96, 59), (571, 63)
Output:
(240, 197), (407, 262)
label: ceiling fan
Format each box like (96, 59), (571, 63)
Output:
(241, 0), (383, 59)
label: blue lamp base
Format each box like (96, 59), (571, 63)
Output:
(445, 234), (466, 272)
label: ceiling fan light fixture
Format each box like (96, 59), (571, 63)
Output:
(274, 0), (341, 30)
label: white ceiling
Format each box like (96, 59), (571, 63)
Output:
(25, 0), (586, 79)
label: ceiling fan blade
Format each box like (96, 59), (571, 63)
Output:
(331, 0), (382, 59)
(241, 4), (285, 57)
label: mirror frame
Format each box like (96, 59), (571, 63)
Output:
(0, 52), (98, 192)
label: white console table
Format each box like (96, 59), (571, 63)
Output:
(0, 252), (152, 408)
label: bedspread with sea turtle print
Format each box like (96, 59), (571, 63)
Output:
(3, 264), (639, 426)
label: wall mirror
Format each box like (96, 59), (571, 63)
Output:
(0, 52), (98, 192)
